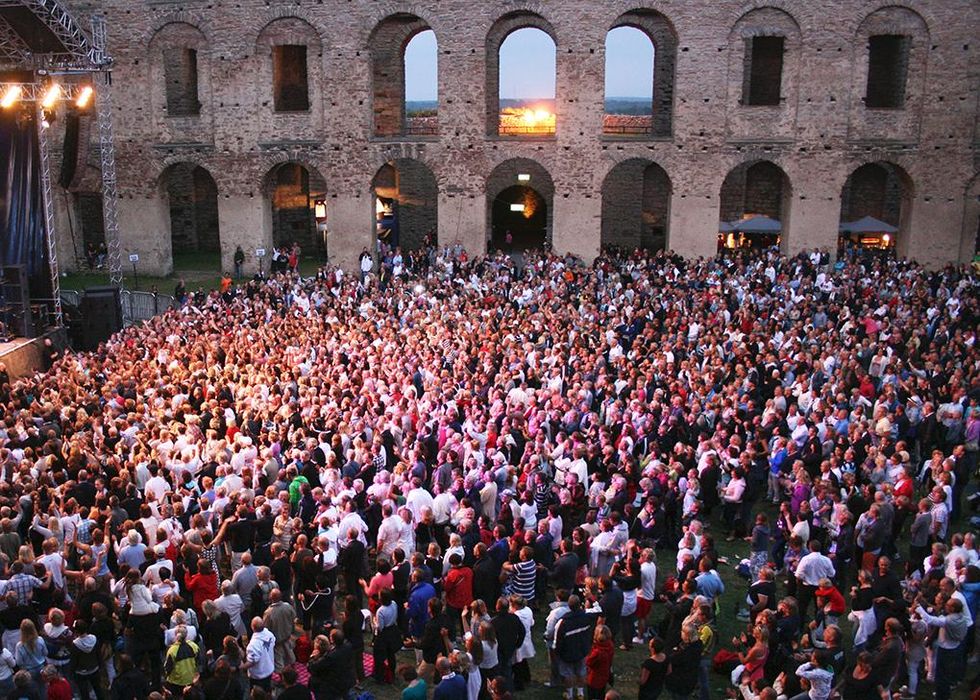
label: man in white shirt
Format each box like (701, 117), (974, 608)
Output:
(376, 504), (402, 559)
(144, 467), (170, 503)
(796, 540), (835, 617)
(244, 617), (276, 690)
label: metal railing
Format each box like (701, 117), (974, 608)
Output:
(121, 291), (174, 325)
(602, 124), (654, 135)
(60, 289), (175, 327)
(497, 125), (556, 136)
(406, 117), (439, 136)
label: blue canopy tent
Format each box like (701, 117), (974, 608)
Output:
(731, 215), (782, 233)
(838, 215), (897, 234)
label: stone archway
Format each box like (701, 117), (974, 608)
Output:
(371, 158), (439, 251)
(601, 159), (671, 252)
(159, 163), (221, 270)
(486, 158), (554, 251)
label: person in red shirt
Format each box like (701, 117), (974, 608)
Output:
(41, 666), (72, 700)
(183, 558), (218, 616)
(586, 624), (615, 700)
(814, 578), (847, 631)
(442, 554), (474, 639)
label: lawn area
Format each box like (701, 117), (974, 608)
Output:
(358, 520), (769, 700)
(60, 256), (325, 294)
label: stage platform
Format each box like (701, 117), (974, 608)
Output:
(0, 329), (68, 381)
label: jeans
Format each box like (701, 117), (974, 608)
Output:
(76, 672), (106, 700)
(698, 657), (712, 700)
(934, 644), (965, 700)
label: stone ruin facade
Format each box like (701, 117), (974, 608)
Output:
(50, 0), (980, 275)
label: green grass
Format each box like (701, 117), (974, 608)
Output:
(60, 256), (325, 293)
(359, 525), (759, 700)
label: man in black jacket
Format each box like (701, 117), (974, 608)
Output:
(490, 596), (526, 692)
(597, 575), (624, 644)
(554, 595), (593, 700)
(549, 539), (579, 592)
(472, 543), (500, 606)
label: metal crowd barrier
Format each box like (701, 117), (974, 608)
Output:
(121, 290), (175, 325)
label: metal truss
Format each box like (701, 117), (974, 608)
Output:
(0, 14), (31, 65)
(35, 104), (62, 327)
(92, 14), (121, 288)
(0, 81), (91, 100)
(0, 0), (105, 69)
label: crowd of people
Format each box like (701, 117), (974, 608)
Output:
(0, 242), (976, 700)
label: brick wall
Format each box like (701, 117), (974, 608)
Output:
(54, 0), (979, 273)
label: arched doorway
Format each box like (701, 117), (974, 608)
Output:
(838, 162), (913, 257)
(160, 163), (220, 270)
(486, 159), (554, 251)
(718, 160), (792, 252)
(263, 162), (327, 255)
(601, 159), (671, 252)
(371, 159), (438, 252)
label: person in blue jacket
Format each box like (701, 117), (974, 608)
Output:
(407, 568), (437, 640)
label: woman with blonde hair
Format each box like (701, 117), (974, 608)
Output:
(41, 608), (72, 671)
(14, 620), (46, 688)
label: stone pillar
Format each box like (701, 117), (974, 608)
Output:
(669, 195), (718, 260)
(784, 192), (841, 259)
(117, 194), (172, 276)
(438, 193), (484, 257)
(906, 195), (963, 269)
(552, 194), (601, 262)
(327, 193), (373, 272)
(218, 195), (272, 276)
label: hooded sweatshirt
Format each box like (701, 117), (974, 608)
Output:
(245, 628), (276, 680)
(70, 634), (100, 676)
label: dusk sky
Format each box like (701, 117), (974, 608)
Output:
(404, 26), (653, 102)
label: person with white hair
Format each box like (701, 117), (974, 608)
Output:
(215, 580), (247, 637)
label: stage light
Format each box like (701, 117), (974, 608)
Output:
(882, 233), (891, 244)
(75, 86), (94, 109)
(1, 85), (22, 109)
(510, 203), (525, 212)
(41, 84), (60, 110)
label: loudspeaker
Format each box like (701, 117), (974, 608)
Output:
(79, 286), (122, 350)
(1, 264), (32, 338)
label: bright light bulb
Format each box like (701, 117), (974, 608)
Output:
(1, 85), (22, 109)
(75, 86), (93, 109)
(41, 84), (60, 110)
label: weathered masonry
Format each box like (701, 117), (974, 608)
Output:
(50, 1), (980, 274)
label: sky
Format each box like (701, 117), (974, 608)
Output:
(403, 26), (654, 102)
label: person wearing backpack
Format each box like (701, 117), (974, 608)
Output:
(163, 625), (199, 698)
(554, 595), (593, 700)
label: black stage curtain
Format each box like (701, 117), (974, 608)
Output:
(0, 110), (52, 297)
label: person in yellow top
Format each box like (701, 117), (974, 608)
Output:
(695, 603), (716, 700)
(164, 625), (200, 696)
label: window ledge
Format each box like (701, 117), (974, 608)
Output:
(370, 135), (440, 144)
(600, 133), (672, 142)
(488, 134), (557, 142)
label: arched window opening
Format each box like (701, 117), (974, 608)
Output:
(497, 27), (556, 136)
(404, 29), (438, 136)
(603, 26), (654, 136)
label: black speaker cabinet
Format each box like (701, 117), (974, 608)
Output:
(80, 286), (122, 350)
(1, 264), (32, 338)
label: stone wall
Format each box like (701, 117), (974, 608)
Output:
(52, 0), (980, 274)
